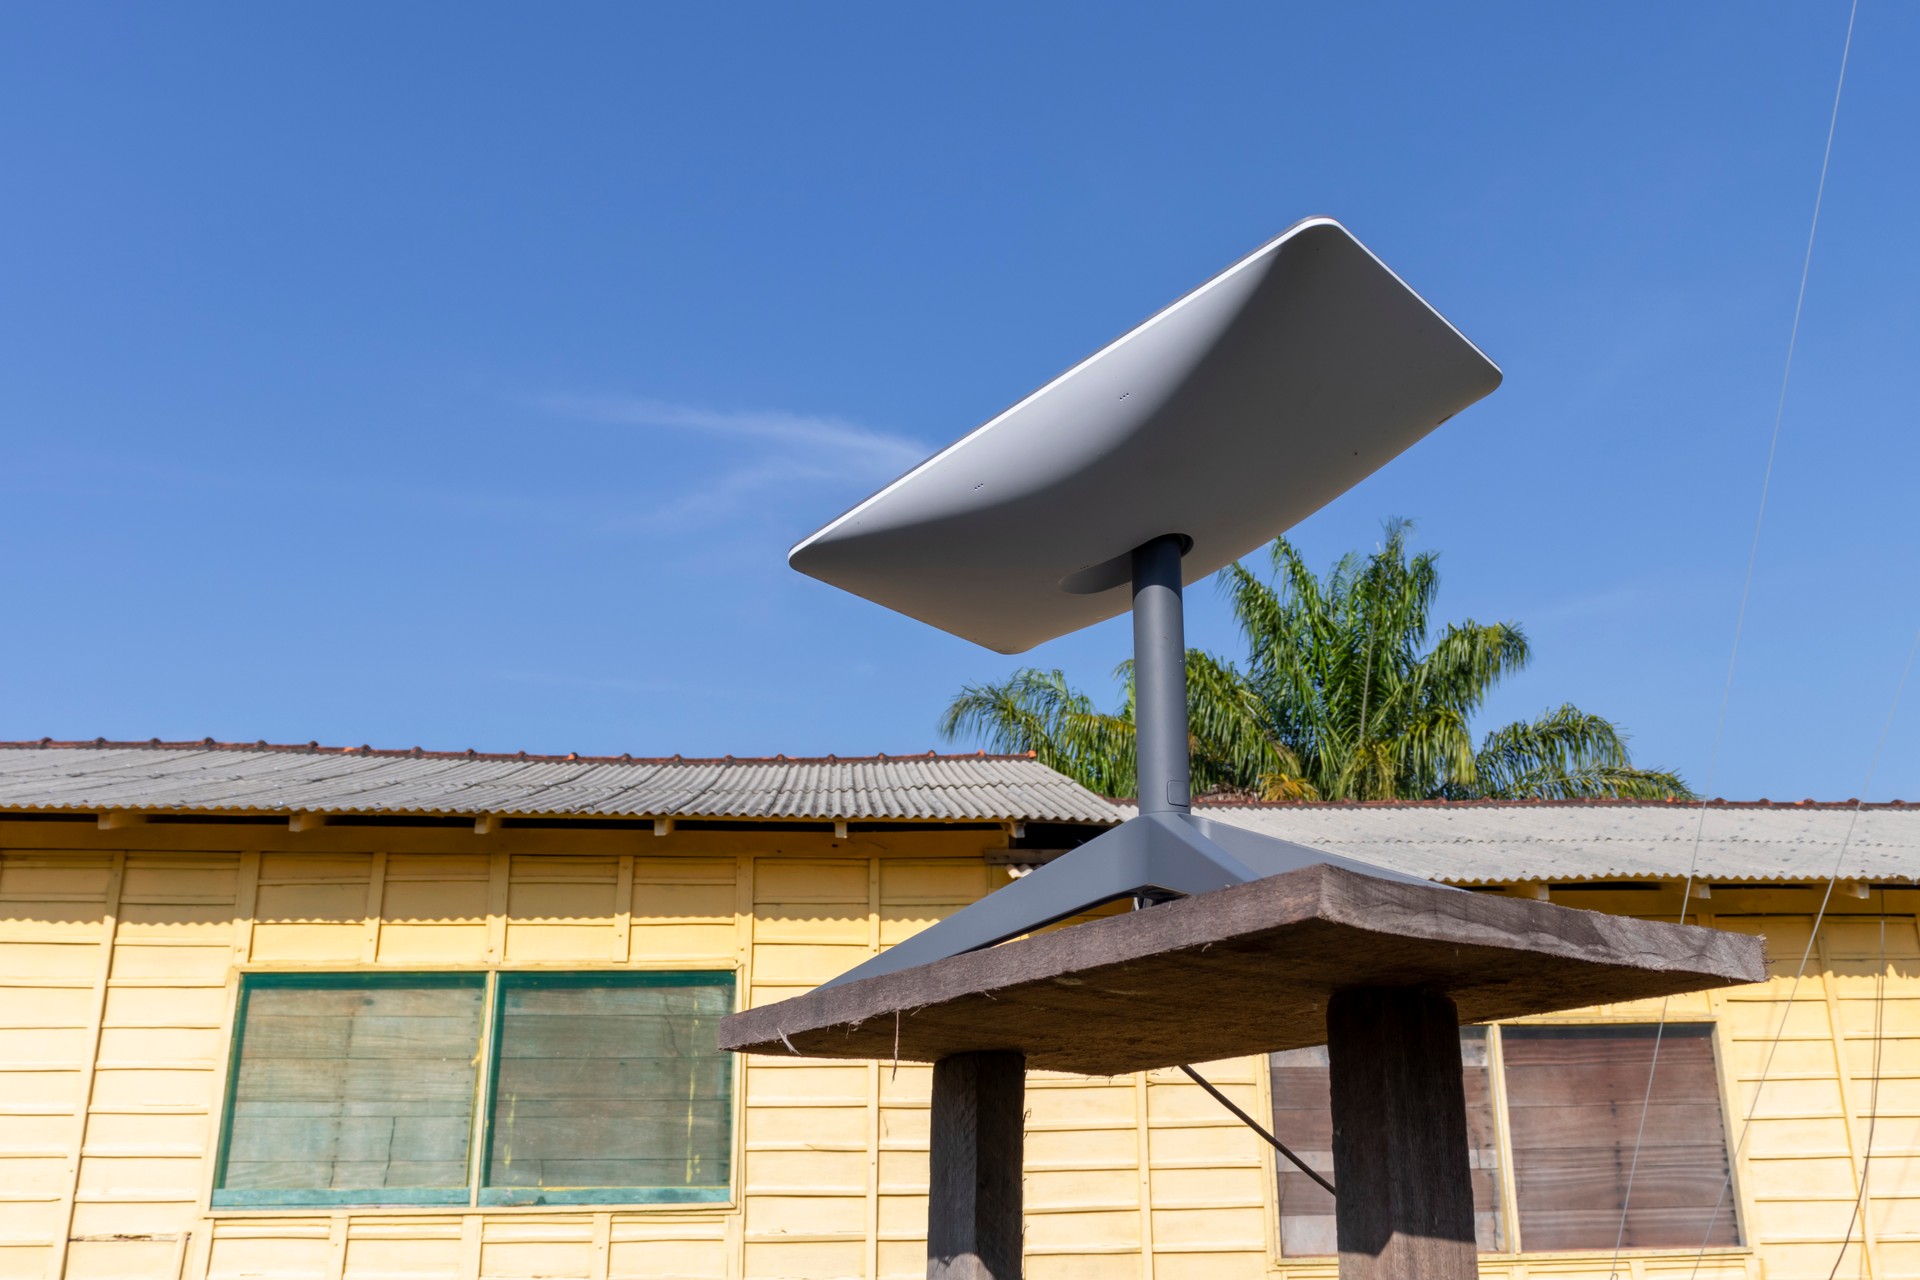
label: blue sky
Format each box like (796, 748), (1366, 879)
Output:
(3, 3), (1915, 801)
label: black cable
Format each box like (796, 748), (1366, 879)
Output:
(1178, 1064), (1335, 1197)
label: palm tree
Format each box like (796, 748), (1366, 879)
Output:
(941, 521), (1691, 802)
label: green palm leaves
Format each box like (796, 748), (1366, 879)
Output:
(940, 521), (1691, 803)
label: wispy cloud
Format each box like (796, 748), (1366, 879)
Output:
(534, 393), (930, 530)
(535, 394), (927, 472)
(604, 459), (840, 531)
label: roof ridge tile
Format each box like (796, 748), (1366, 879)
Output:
(0, 738), (1046, 766)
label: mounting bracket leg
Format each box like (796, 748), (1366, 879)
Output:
(821, 531), (1452, 991)
(820, 811), (1445, 989)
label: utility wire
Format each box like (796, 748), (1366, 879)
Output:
(1684, 620), (1918, 1280)
(1607, 3), (1863, 1276)
(1676, 0), (1861, 920)
(1824, 898), (1890, 1280)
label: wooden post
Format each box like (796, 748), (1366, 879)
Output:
(1326, 987), (1476, 1280)
(928, 1050), (1025, 1280)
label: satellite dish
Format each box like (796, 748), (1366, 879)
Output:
(795, 217), (1503, 988)
(792, 217), (1501, 654)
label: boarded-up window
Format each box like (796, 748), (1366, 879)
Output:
(1503, 1024), (1738, 1251)
(483, 972), (734, 1205)
(1269, 1026), (1505, 1255)
(214, 974), (485, 1207)
(215, 969), (734, 1208)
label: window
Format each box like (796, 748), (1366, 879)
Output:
(1269, 1026), (1505, 1255)
(215, 971), (734, 1209)
(216, 974), (485, 1205)
(1269, 1022), (1738, 1256)
(1503, 1024), (1738, 1251)
(484, 973), (734, 1205)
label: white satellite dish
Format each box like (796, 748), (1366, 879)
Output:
(796, 217), (1503, 988)
(792, 217), (1501, 655)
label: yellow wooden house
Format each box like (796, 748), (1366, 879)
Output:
(0, 741), (1913, 1280)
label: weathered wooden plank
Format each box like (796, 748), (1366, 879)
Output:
(239, 1011), (483, 1058)
(243, 985), (482, 1018)
(223, 1112), (472, 1162)
(485, 1112), (731, 1162)
(1508, 1145), (1737, 1212)
(1497, 1056), (1721, 1105)
(234, 1057), (478, 1103)
(928, 1051), (1024, 1280)
(1518, 1203), (1740, 1251)
(721, 864), (1767, 1075)
(221, 1156), (470, 1191)
(1327, 987), (1476, 1280)
(492, 1012), (724, 1057)
(492, 1056), (728, 1096)
(1507, 1102), (1730, 1148)
(500, 985), (731, 1016)
(489, 1157), (729, 1188)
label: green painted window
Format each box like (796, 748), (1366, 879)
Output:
(214, 974), (485, 1207)
(483, 973), (734, 1206)
(214, 971), (734, 1209)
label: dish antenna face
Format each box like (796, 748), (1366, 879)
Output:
(797, 218), (1503, 989)
(792, 218), (1501, 655)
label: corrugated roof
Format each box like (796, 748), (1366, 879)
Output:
(1185, 800), (1920, 884)
(0, 741), (1118, 824)
(3, 742), (1913, 884)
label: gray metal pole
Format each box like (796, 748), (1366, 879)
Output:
(1130, 535), (1191, 816)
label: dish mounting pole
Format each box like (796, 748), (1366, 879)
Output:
(1131, 534), (1192, 819)
(818, 536), (1445, 993)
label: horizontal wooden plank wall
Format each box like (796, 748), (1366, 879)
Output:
(0, 824), (1915, 1280)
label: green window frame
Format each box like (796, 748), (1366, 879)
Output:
(213, 970), (735, 1210)
(480, 972), (735, 1207)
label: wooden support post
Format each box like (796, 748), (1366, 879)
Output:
(928, 1050), (1025, 1280)
(1327, 987), (1476, 1280)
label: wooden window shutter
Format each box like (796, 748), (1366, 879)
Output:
(1269, 1026), (1505, 1255)
(1502, 1023), (1739, 1251)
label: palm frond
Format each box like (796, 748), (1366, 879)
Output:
(1471, 705), (1691, 800)
(1417, 622), (1530, 718)
(944, 522), (1690, 804)
(939, 669), (1136, 797)
(1183, 650), (1293, 796)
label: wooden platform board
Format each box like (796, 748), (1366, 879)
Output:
(719, 864), (1767, 1076)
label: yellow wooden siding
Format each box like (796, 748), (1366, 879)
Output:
(0, 826), (1914, 1280)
